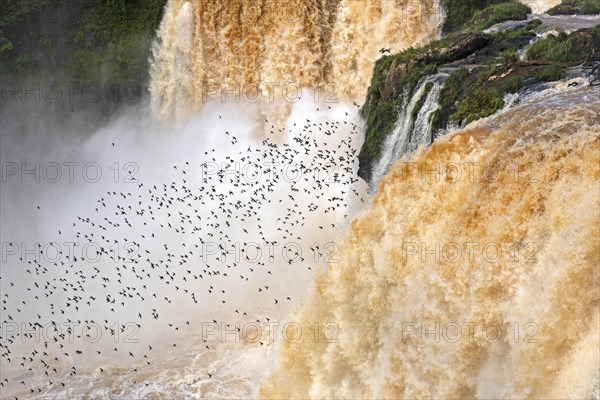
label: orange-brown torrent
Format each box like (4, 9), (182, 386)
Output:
(150, 0), (443, 124)
(260, 88), (600, 399)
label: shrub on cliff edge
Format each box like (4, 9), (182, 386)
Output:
(467, 1), (532, 31)
(547, 0), (600, 15)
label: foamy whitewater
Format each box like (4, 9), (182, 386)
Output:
(261, 87), (600, 399)
(1, 92), (367, 399)
(149, 0), (444, 122)
(1, 0), (599, 399)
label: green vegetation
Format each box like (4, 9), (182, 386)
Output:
(440, 68), (469, 110)
(359, 3), (599, 183)
(67, 0), (166, 86)
(433, 65), (515, 129)
(502, 75), (523, 92)
(450, 87), (505, 125)
(440, 0), (532, 33)
(440, 0), (508, 33)
(429, 67), (469, 132)
(67, 50), (104, 84)
(499, 47), (519, 64)
(466, 1), (532, 31)
(372, 36), (460, 68)
(0, 1), (46, 73)
(526, 25), (600, 62)
(547, 0), (600, 15)
(404, 65), (434, 99)
(360, 100), (398, 172)
(526, 32), (575, 62)
(361, 43), (447, 164)
(1, 0), (167, 89)
(476, 63), (505, 85)
(490, 18), (543, 41)
(359, 32), (492, 171)
(442, 63), (527, 127)
(535, 64), (566, 81)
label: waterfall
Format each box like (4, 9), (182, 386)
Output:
(261, 87), (600, 400)
(370, 72), (448, 187)
(149, 0), (444, 123)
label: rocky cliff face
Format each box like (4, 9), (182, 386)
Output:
(358, 2), (600, 186)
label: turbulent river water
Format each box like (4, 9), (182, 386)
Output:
(261, 86), (600, 399)
(1, 1), (598, 399)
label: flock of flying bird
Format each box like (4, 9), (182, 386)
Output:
(1, 105), (365, 398)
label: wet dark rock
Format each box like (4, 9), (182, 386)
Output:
(358, 22), (600, 185)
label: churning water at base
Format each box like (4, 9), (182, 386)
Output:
(261, 87), (600, 399)
(2, 1), (598, 398)
(0, 95), (366, 400)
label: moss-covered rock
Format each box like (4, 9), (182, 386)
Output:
(526, 25), (600, 62)
(535, 64), (566, 81)
(569, 25), (600, 59)
(413, 32), (495, 65)
(358, 17), (599, 184)
(526, 32), (575, 62)
(466, 1), (532, 31)
(358, 32), (494, 182)
(502, 74), (524, 92)
(547, 0), (600, 15)
(430, 67), (469, 132)
(488, 18), (543, 42)
(440, 0), (509, 33)
(450, 87), (505, 125)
